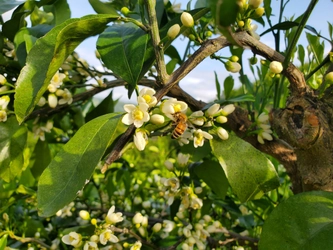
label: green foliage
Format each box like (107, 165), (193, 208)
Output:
(37, 113), (123, 217)
(259, 191), (333, 249)
(211, 134), (280, 202)
(14, 14), (119, 123)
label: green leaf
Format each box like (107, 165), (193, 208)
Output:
(216, 94), (255, 103)
(37, 113), (123, 217)
(166, 58), (179, 75)
(0, 116), (28, 182)
(0, 234), (7, 250)
(192, 160), (228, 199)
(88, 0), (118, 15)
(210, 134), (279, 202)
(223, 75), (234, 100)
(214, 71), (221, 100)
(29, 140), (52, 179)
(0, 0), (24, 15)
(263, 0), (272, 19)
(14, 14), (119, 123)
(43, 0), (71, 25)
(85, 90), (118, 122)
(97, 23), (149, 97)
(211, 0), (240, 27)
(259, 191), (333, 250)
(298, 44), (305, 66)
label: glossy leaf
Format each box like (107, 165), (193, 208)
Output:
(37, 113), (123, 217)
(0, 234), (7, 250)
(211, 134), (279, 202)
(43, 0), (71, 25)
(14, 14), (119, 124)
(259, 191), (333, 250)
(97, 23), (149, 97)
(192, 160), (228, 199)
(0, 116), (28, 182)
(88, 0), (118, 15)
(29, 140), (52, 179)
(223, 75), (234, 100)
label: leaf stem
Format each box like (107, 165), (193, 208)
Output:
(145, 0), (169, 84)
(283, 0), (319, 68)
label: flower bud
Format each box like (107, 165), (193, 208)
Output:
(325, 72), (333, 85)
(37, 96), (46, 107)
(221, 104), (235, 116)
(48, 94), (58, 108)
(79, 210), (90, 220)
(164, 160), (174, 171)
(205, 103), (220, 117)
(230, 55), (239, 62)
(167, 24), (180, 40)
(133, 212), (144, 224)
(0, 74), (7, 85)
(248, 0), (263, 9)
(238, 20), (245, 28)
(249, 57), (258, 65)
(269, 61), (283, 74)
(217, 127), (229, 140)
(225, 61), (241, 73)
(142, 200), (151, 209)
(121, 7), (130, 16)
(152, 223), (162, 233)
(194, 186), (202, 194)
(216, 116), (227, 123)
(255, 7), (265, 17)
(150, 114), (165, 125)
(180, 12), (194, 27)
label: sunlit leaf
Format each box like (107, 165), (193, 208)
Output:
(88, 0), (118, 15)
(43, 0), (71, 25)
(0, 116), (28, 182)
(211, 134), (279, 202)
(37, 113), (123, 217)
(259, 191), (333, 250)
(14, 14), (119, 123)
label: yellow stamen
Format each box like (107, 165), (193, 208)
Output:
(174, 104), (182, 112)
(133, 109), (144, 120)
(143, 94), (151, 103)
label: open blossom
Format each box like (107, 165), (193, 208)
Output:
(62, 232), (82, 248)
(32, 120), (53, 141)
(105, 205), (124, 224)
(177, 153), (190, 166)
(161, 98), (188, 119)
(193, 129), (213, 148)
(257, 112), (273, 144)
(57, 88), (73, 105)
(133, 129), (148, 151)
(189, 111), (205, 126)
(83, 241), (98, 250)
(99, 229), (119, 245)
(48, 71), (66, 92)
(130, 241), (142, 250)
(122, 102), (150, 128)
(0, 95), (9, 110)
(138, 87), (157, 107)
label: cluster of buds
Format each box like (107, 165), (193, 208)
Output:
(62, 205), (125, 249)
(0, 74), (13, 122)
(121, 87), (235, 151)
(225, 55), (242, 73)
(237, 0), (263, 40)
(256, 112), (273, 144)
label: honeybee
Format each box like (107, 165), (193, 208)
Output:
(172, 112), (188, 139)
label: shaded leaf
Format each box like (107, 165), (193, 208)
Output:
(37, 113), (123, 217)
(259, 191), (333, 250)
(97, 23), (148, 97)
(88, 0), (118, 15)
(29, 140), (52, 179)
(214, 71), (221, 100)
(0, 116), (28, 182)
(0, 0), (24, 15)
(263, 0), (272, 19)
(223, 75), (234, 100)
(43, 0), (71, 25)
(211, 134), (279, 202)
(192, 160), (228, 199)
(298, 44), (305, 65)
(14, 14), (119, 123)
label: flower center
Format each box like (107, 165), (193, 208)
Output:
(142, 94), (151, 103)
(173, 104), (182, 113)
(133, 109), (144, 120)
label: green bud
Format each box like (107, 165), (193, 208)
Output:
(230, 55), (239, 62)
(121, 7), (130, 16)
(181, 12), (194, 27)
(249, 57), (258, 65)
(325, 72), (333, 85)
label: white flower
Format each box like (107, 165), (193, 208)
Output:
(225, 61), (242, 73)
(257, 112), (273, 144)
(133, 196), (142, 205)
(105, 205), (124, 224)
(79, 210), (90, 220)
(150, 114), (165, 125)
(48, 71), (66, 92)
(48, 93), (58, 108)
(163, 220), (176, 233)
(0, 85), (8, 93)
(176, 131), (193, 146)
(221, 104), (235, 116)
(130, 241), (142, 250)
(181, 12), (194, 27)
(248, 22), (260, 40)
(269, 61), (283, 74)
(164, 177), (180, 192)
(62, 232), (82, 248)
(0, 95), (10, 110)
(190, 197), (203, 209)
(164, 159), (174, 171)
(0, 110), (7, 122)
(216, 116), (227, 123)
(167, 24), (180, 39)
(133, 129), (148, 151)
(83, 241), (98, 250)
(257, 130), (273, 144)
(194, 187), (203, 194)
(99, 229), (119, 245)
(161, 98), (188, 119)
(122, 103), (150, 128)
(32, 120), (53, 141)
(58, 88), (73, 105)
(177, 153), (190, 166)
(189, 111), (205, 126)
(138, 87), (157, 107)
(142, 200), (151, 209)
(217, 127), (229, 140)
(133, 212), (144, 224)
(193, 129), (213, 148)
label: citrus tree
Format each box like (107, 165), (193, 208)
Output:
(1, 0), (333, 249)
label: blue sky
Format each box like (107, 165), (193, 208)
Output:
(66, 0), (333, 103)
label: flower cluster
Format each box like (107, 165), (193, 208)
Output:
(256, 112), (273, 144)
(0, 95), (10, 122)
(61, 205), (125, 249)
